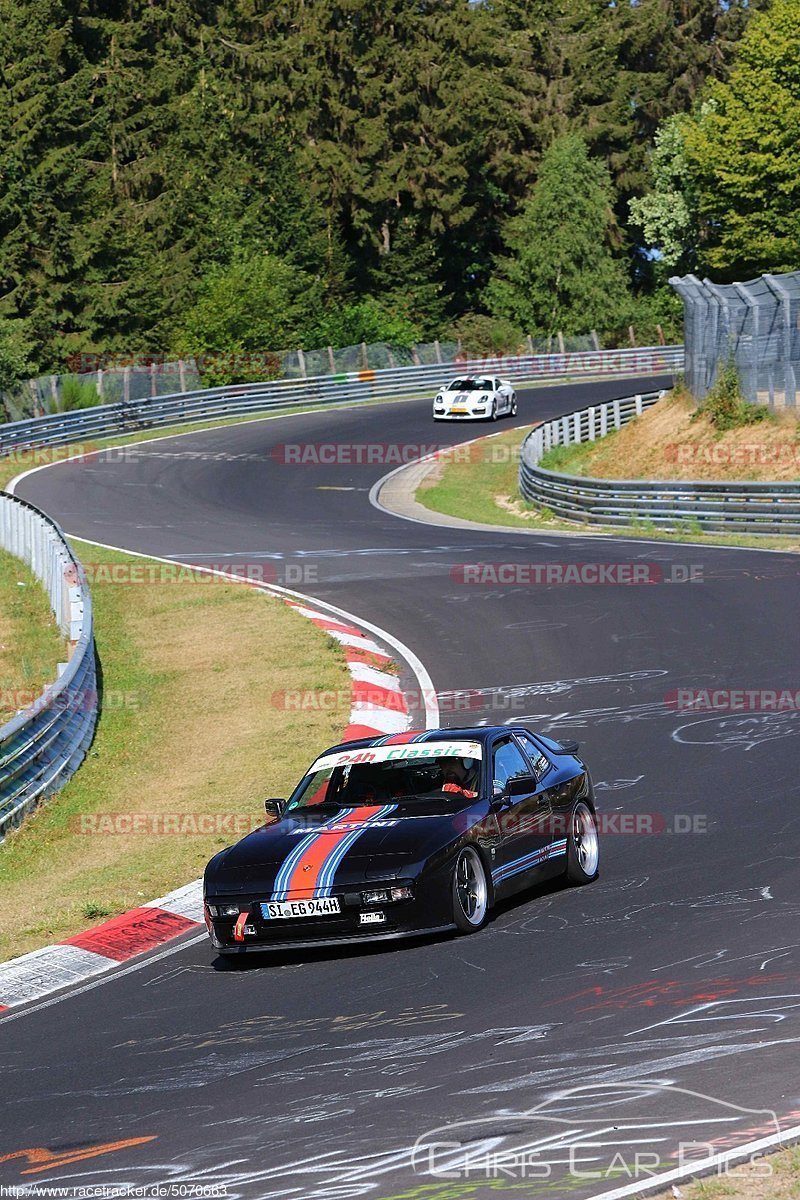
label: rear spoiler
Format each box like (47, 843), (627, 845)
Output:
(556, 739), (581, 755)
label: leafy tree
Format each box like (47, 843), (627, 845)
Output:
(488, 134), (631, 336)
(173, 253), (324, 359)
(313, 299), (420, 350)
(628, 114), (698, 274)
(444, 312), (525, 356)
(682, 0), (800, 278)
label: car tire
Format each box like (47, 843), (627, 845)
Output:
(452, 845), (490, 933)
(490, 400), (498, 422)
(565, 801), (600, 884)
(509, 394), (518, 417)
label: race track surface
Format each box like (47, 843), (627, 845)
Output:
(4, 375), (800, 1200)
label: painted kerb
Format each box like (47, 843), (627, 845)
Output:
(0, 495), (97, 840)
(0, 346), (682, 457)
(519, 392), (800, 534)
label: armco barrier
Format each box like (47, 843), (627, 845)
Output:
(0, 346), (682, 457)
(519, 392), (800, 535)
(0, 495), (96, 840)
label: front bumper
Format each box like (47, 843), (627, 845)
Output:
(433, 409), (488, 420)
(205, 879), (452, 953)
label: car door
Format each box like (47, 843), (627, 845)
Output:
(490, 735), (554, 894)
(496, 378), (509, 412)
(515, 731), (579, 867)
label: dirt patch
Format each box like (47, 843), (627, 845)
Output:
(547, 392), (800, 481)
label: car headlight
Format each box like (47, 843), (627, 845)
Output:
(479, 394), (489, 402)
(207, 902), (242, 918)
(361, 885), (413, 905)
(435, 394), (443, 403)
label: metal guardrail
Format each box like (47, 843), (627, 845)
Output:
(0, 346), (683, 457)
(519, 392), (800, 535)
(0, 495), (96, 840)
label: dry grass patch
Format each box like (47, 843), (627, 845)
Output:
(0, 547), (67, 722)
(542, 391), (800, 482)
(415, 424), (800, 552)
(0, 539), (351, 961)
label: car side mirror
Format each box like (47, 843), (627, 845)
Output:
(264, 798), (286, 819)
(490, 782), (512, 811)
(507, 774), (538, 796)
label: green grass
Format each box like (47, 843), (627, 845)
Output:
(539, 435), (618, 475)
(416, 426), (800, 553)
(0, 538), (352, 962)
(0, 548), (67, 722)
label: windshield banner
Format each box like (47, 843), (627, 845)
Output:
(310, 740), (483, 773)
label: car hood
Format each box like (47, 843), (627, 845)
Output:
(443, 389), (491, 404)
(205, 801), (483, 895)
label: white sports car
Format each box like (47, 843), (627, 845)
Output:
(433, 375), (518, 421)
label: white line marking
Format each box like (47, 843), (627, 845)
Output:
(592, 1120), (800, 1200)
(0, 931), (208, 1023)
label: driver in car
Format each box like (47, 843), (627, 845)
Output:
(441, 757), (479, 798)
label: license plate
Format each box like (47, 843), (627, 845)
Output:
(261, 897), (341, 920)
(360, 911), (386, 925)
(450, 407), (468, 414)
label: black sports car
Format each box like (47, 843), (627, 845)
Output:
(203, 726), (599, 955)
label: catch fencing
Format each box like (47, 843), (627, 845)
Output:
(670, 270), (800, 408)
(519, 393), (800, 534)
(0, 496), (96, 840)
(0, 346), (682, 457)
(5, 332), (638, 421)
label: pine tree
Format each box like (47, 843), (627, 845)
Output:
(488, 134), (631, 336)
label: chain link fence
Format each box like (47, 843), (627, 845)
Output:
(2, 332), (631, 422)
(670, 270), (800, 408)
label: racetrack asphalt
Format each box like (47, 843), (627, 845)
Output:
(3, 374), (800, 1200)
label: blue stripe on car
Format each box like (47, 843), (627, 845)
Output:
(314, 804), (398, 897)
(492, 838), (568, 884)
(271, 808), (356, 902)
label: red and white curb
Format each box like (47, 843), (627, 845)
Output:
(0, 602), (413, 1012)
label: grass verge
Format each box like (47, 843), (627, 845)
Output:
(650, 1140), (800, 1198)
(0, 548), (67, 722)
(416, 425), (800, 553)
(0, 538), (351, 962)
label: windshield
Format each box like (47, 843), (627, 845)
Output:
(447, 378), (493, 392)
(286, 744), (483, 811)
